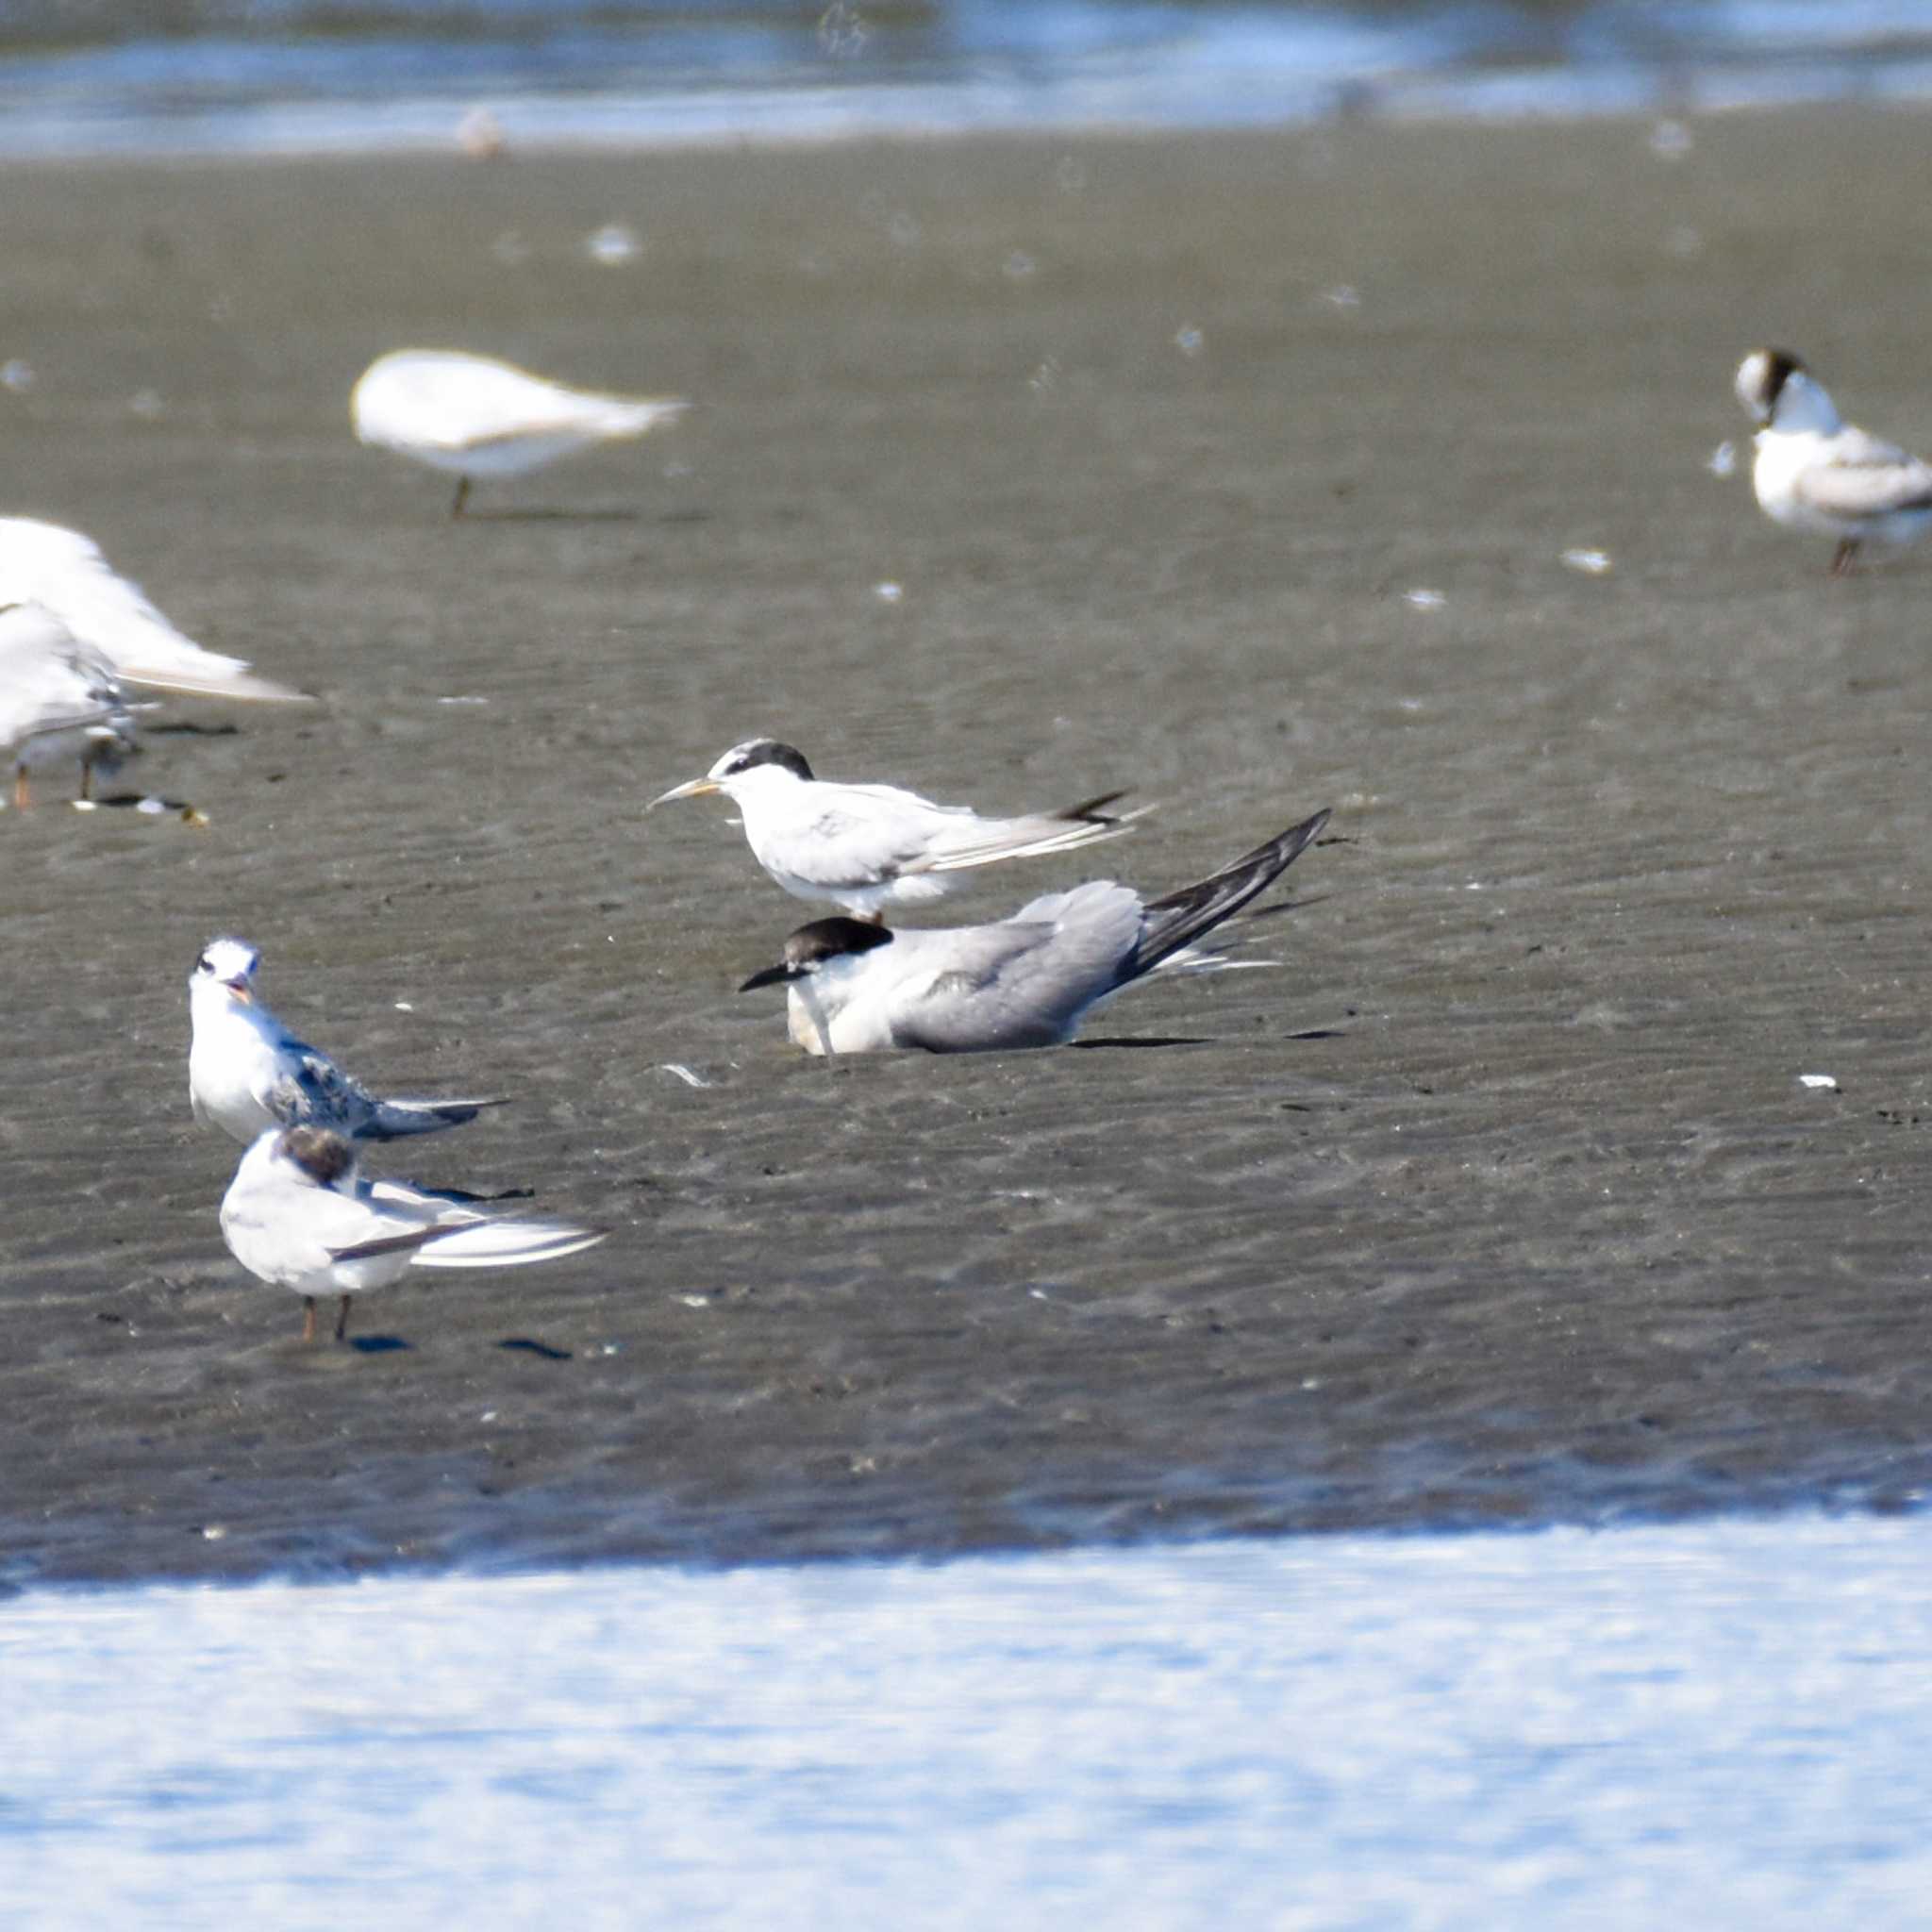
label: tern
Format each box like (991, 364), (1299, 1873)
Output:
(190, 936), (506, 1144)
(351, 348), (689, 516)
(650, 737), (1150, 919)
(0, 601), (142, 806)
(1735, 348), (1932, 576)
(737, 807), (1330, 1053)
(0, 518), (311, 703)
(221, 1124), (607, 1342)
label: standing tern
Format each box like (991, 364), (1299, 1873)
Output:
(190, 936), (506, 1144)
(0, 518), (311, 702)
(0, 601), (142, 806)
(221, 1124), (606, 1342)
(351, 349), (689, 516)
(737, 807), (1330, 1053)
(650, 737), (1151, 919)
(1735, 348), (1932, 576)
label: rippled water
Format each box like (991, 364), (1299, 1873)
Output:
(7, 1514), (1932, 1927)
(4, 2), (1932, 156)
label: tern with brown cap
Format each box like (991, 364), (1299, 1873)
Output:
(220, 1124), (607, 1343)
(1735, 347), (1932, 575)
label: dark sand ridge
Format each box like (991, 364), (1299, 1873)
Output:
(3, 110), (1930, 1587)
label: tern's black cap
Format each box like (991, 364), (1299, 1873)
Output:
(716, 738), (814, 782)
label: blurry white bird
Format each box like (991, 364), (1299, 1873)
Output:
(190, 936), (506, 1144)
(1734, 348), (1932, 575)
(351, 349), (689, 516)
(0, 517), (311, 702)
(221, 1124), (607, 1342)
(0, 600), (142, 806)
(737, 808), (1330, 1054)
(651, 737), (1150, 920)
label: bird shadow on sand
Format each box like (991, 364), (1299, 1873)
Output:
(499, 1337), (573, 1361)
(1231, 889), (1330, 931)
(456, 507), (640, 524)
(349, 1335), (410, 1355)
(406, 1185), (534, 1206)
(146, 720), (240, 738)
(76, 792), (205, 819)
(455, 505), (712, 526)
(1071, 1035), (1211, 1050)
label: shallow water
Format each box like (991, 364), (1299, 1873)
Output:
(7, 1514), (1932, 1927)
(5, 1), (1932, 156)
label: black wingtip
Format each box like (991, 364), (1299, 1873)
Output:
(1058, 789), (1129, 825)
(1133, 808), (1332, 975)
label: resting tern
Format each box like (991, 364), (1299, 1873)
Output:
(0, 601), (142, 806)
(1735, 348), (1932, 576)
(0, 517), (311, 703)
(190, 936), (506, 1144)
(351, 348), (689, 516)
(221, 1124), (606, 1342)
(651, 737), (1150, 919)
(737, 807), (1330, 1053)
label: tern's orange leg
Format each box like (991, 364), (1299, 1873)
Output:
(334, 1294), (353, 1341)
(302, 1296), (317, 1345)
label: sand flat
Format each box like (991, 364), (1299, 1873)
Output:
(3, 112), (1930, 1584)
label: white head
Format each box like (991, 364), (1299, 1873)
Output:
(192, 935), (261, 1008)
(1735, 348), (1840, 435)
(649, 737), (817, 808)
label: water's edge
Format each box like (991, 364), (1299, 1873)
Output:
(4, 2), (1932, 158)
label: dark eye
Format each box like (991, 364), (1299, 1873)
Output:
(195, 955), (212, 974)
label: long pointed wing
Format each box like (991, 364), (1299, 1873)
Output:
(0, 517), (310, 703)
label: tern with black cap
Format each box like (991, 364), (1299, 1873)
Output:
(738, 808), (1330, 1054)
(220, 1124), (606, 1343)
(650, 736), (1150, 920)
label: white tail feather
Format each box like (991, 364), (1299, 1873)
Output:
(409, 1218), (608, 1270)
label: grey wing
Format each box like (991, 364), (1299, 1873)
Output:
(263, 1037), (381, 1135)
(891, 889), (1143, 1050)
(1796, 429), (1932, 519)
(769, 789), (963, 891)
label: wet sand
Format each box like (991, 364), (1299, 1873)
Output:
(4, 109), (1932, 1587)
